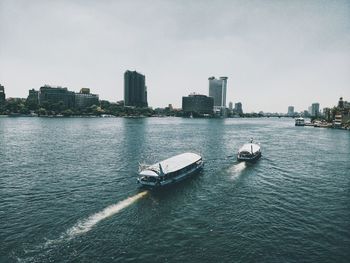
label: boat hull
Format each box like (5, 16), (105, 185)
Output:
(237, 151), (262, 162)
(138, 161), (203, 189)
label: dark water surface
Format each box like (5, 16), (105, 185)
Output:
(0, 117), (349, 262)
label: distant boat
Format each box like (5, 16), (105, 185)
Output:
(237, 139), (262, 162)
(137, 153), (203, 188)
(295, 117), (305, 126)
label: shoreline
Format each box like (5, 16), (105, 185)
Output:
(1, 114), (349, 130)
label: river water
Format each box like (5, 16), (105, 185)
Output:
(0, 117), (349, 262)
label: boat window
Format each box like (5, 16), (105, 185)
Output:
(142, 176), (157, 182)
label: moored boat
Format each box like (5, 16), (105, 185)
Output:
(137, 153), (203, 188)
(237, 139), (261, 162)
(295, 117), (305, 126)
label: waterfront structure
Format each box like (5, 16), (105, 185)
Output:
(75, 88), (99, 110)
(26, 89), (39, 109)
(337, 97), (350, 109)
(124, 70), (148, 107)
(208, 76), (227, 112)
(333, 114), (342, 128)
(323, 107), (331, 121)
(303, 110), (310, 117)
(344, 101), (350, 109)
(0, 84), (5, 105)
(39, 85), (75, 109)
(229, 102), (233, 110)
(235, 102), (243, 115)
(334, 97), (350, 125)
(182, 94), (214, 116)
(311, 103), (320, 117)
(287, 106), (294, 116)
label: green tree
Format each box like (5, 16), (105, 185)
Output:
(62, 109), (73, 116)
(38, 108), (47, 116)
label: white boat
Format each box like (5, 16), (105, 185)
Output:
(237, 139), (261, 162)
(137, 153), (203, 188)
(295, 117), (305, 126)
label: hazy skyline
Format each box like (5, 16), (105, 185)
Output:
(0, 0), (349, 112)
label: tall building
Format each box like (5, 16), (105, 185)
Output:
(182, 94), (214, 115)
(0, 84), (5, 105)
(26, 89), (39, 109)
(338, 97), (344, 109)
(75, 88), (99, 109)
(124, 70), (148, 107)
(287, 106), (294, 116)
(39, 85), (75, 109)
(208, 76), (227, 110)
(311, 103), (320, 117)
(234, 102), (243, 114)
(228, 102), (233, 110)
(323, 107), (331, 121)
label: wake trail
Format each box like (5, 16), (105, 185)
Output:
(66, 191), (148, 239)
(44, 191), (148, 247)
(229, 162), (246, 180)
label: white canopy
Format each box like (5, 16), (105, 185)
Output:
(140, 152), (201, 177)
(238, 143), (260, 154)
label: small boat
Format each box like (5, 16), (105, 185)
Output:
(137, 152), (204, 188)
(237, 139), (261, 162)
(295, 117), (305, 126)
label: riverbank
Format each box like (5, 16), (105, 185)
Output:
(2, 114), (350, 130)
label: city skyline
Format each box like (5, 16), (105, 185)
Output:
(0, 0), (349, 112)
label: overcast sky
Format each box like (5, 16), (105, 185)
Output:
(0, 0), (349, 112)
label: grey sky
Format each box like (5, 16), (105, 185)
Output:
(0, 0), (349, 112)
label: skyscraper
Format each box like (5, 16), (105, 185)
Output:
(26, 89), (39, 109)
(0, 84), (5, 105)
(311, 103), (320, 117)
(208, 76), (227, 111)
(234, 102), (243, 114)
(124, 70), (148, 107)
(228, 102), (233, 110)
(287, 106), (294, 116)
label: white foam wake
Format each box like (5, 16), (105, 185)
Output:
(233, 162), (246, 172)
(65, 191), (148, 239)
(229, 162), (246, 179)
(41, 191), (148, 249)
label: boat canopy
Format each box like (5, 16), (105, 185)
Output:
(239, 143), (260, 154)
(140, 152), (201, 177)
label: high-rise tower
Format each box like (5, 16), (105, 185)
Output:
(208, 76), (227, 111)
(124, 70), (148, 107)
(0, 84), (5, 105)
